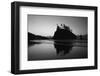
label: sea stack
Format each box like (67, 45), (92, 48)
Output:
(53, 24), (76, 40)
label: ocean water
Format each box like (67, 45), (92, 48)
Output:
(28, 40), (88, 61)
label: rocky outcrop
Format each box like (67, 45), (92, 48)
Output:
(53, 24), (76, 40)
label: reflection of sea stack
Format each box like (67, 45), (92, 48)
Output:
(53, 24), (76, 40)
(54, 41), (73, 56)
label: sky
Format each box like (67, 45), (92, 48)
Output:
(28, 15), (87, 36)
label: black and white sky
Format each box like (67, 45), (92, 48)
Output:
(28, 15), (88, 36)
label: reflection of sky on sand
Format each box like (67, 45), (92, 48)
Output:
(30, 40), (87, 47)
(28, 40), (87, 61)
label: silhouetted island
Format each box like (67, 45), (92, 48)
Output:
(53, 24), (76, 40)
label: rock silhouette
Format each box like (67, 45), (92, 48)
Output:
(53, 24), (76, 40)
